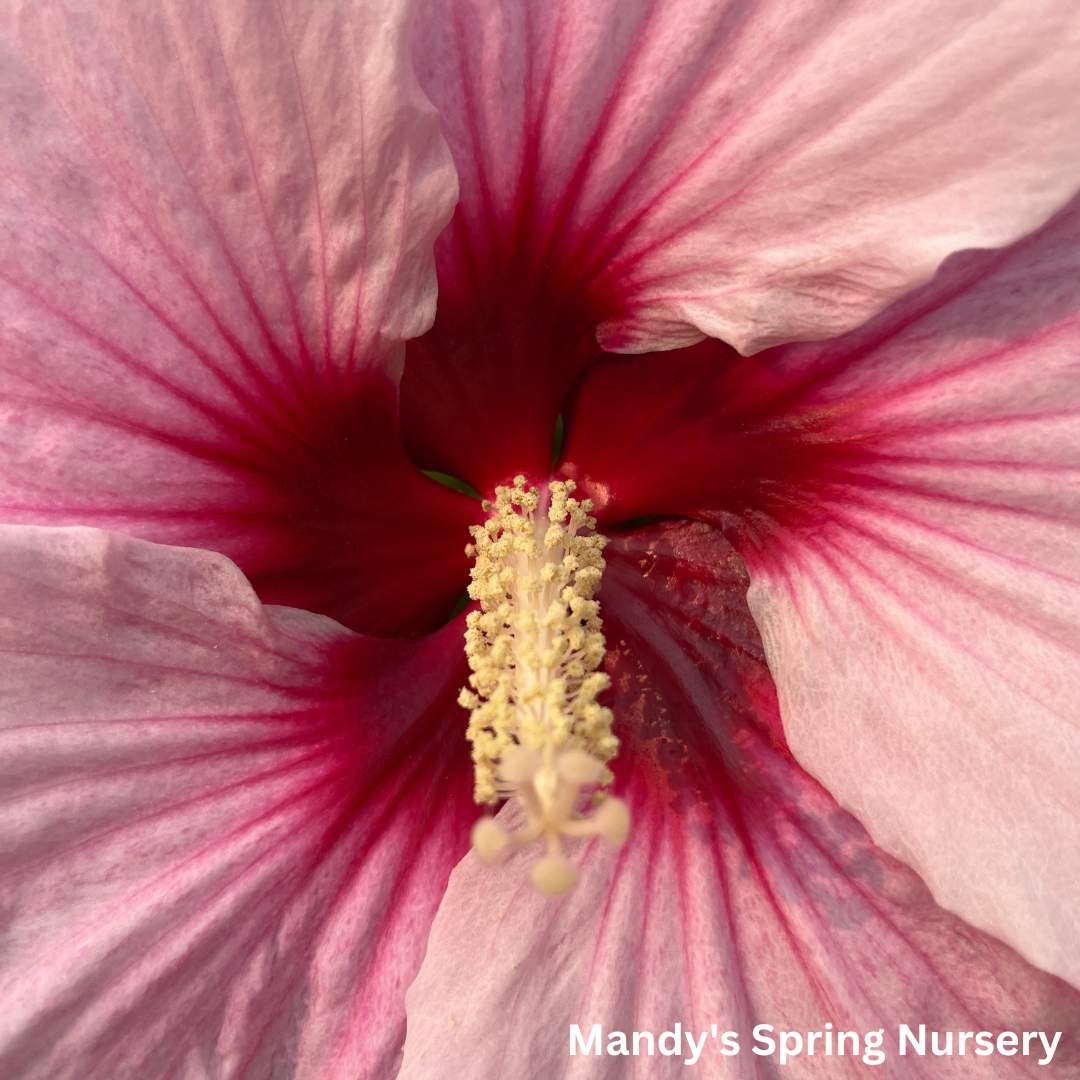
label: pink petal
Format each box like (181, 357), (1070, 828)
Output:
(744, 534), (1080, 961)
(723, 204), (1080, 989)
(562, 195), (1080, 989)
(0, 0), (472, 634)
(402, 521), (1080, 1078)
(0, 525), (474, 1079)
(415, 0), (1080, 350)
(403, 0), (1080, 490)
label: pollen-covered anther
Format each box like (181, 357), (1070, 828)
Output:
(460, 475), (627, 893)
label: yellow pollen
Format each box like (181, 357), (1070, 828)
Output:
(460, 475), (629, 894)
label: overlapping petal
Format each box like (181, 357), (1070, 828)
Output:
(563, 195), (1080, 988)
(0, 0), (472, 634)
(0, 525), (474, 1080)
(402, 0), (1080, 492)
(401, 521), (1080, 1078)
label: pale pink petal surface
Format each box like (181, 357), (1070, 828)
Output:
(0, 525), (474, 1080)
(414, 0), (1080, 359)
(740, 212), (1080, 989)
(0, 0), (473, 634)
(557, 196), (1080, 991)
(402, 0), (1080, 495)
(402, 521), (1080, 1079)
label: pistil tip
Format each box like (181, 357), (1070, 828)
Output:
(531, 855), (578, 895)
(595, 796), (631, 846)
(471, 817), (508, 864)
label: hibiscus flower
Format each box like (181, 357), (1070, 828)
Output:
(0, 0), (1078, 1078)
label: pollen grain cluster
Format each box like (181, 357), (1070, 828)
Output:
(458, 476), (628, 894)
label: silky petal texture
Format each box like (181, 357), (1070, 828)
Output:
(401, 0), (1080, 491)
(0, 525), (475, 1080)
(402, 521), (1080, 1079)
(0, 0), (473, 635)
(563, 196), (1080, 987)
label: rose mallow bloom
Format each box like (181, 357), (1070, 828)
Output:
(1, 1), (1079, 1078)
